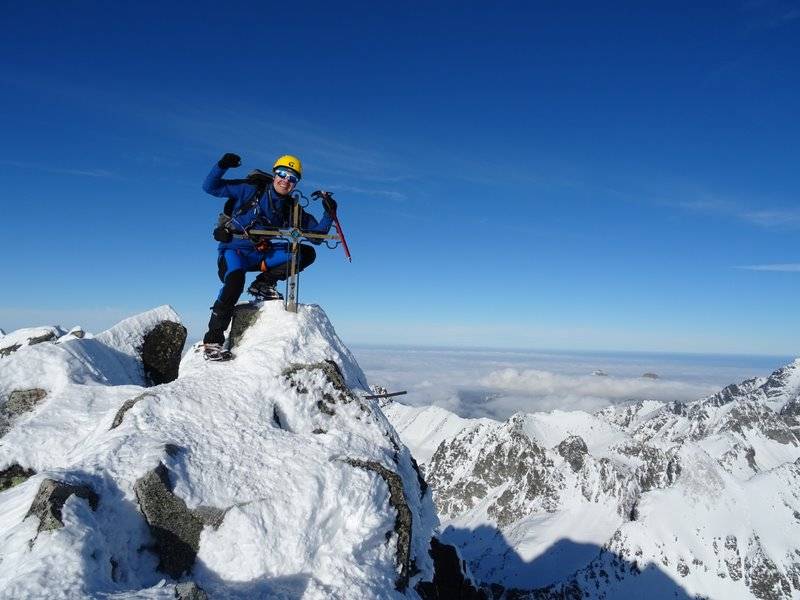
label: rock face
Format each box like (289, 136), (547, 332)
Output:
(134, 462), (205, 578)
(25, 478), (99, 534)
(388, 358), (800, 598)
(0, 464), (36, 491)
(140, 321), (186, 385)
(557, 435), (588, 472)
(416, 537), (487, 600)
(228, 302), (261, 348)
(109, 393), (155, 430)
(174, 582), (208, 600)
(1, 388), (47, 437)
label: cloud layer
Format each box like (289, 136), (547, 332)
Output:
(353, 346), (787, 421)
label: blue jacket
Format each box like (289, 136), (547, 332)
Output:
(203, 164), (333, 250)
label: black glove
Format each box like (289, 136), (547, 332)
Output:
(218, 153), (241, 169)
(312, 190), (338, 215)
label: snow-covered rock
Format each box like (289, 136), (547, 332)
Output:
(0, 303), (461, 599)
(387, 358), (800, 599)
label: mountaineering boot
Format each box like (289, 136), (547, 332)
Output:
(202, 343), (232, 362)
(247, 276), (284, 301)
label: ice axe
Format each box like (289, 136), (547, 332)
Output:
(312, 190), (352, 262)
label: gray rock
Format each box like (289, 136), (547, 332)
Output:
(175, 582), (208, 600)
(25, 478), (99, 533)
(134, 463), (204, 578)
(228, 303), (261, 348)
(557, 435), (589, 472)
(345, 459), (412, 591)
(28, 331), (57, 345)
(615, 443), (681, 492)
(0, 343), (21, 358)
(283, 360), (364, 417)
(641, 372), (660, 380)
(1, 388), (47, 437)
(193, 505), (228, 530)
(416, 537), (487, 599)
(745, 536), (792, 599)
(780, 397), (800, 428)
(0, 464), (36, 491)
(140, 321), (187, 385)
(428, 421), (561, 527)
(110, 393), (156, 430)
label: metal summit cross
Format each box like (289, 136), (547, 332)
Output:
(247, 191), (344, 313)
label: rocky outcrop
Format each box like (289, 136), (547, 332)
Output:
(427, 418), (560, 526)
(613, 442), (681, 492)
(0, 464), (36, 491)
(140, 321), (186, 385)
(1, 388), (47, 437)
(134, 462), (205, 578)
(557, 435), (588, 472)
(110, 393), (156, 429)
(416, 537), (487, 599)
(174, 582), (209, 600)
(780, 397), (800, 429)
(25, 478), (99, 534)
(228, 303), (261, 348)
(283, 359), (364, 417)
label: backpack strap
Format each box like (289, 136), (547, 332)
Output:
(222, 173), (273, 217)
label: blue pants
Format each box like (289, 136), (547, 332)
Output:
(203, 243), (316, 344)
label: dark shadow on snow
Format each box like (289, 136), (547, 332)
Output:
(190, 559), (312, 599)
(441, 524), (698, 599)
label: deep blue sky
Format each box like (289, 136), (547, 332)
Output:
(1, 1), (798, 355)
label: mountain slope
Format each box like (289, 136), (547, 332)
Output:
(0, 303), (449, 599)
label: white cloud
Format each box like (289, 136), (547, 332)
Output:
(741, 209), (800, 227)
(352, 346), (776, 421)
(0, 159), (115, 178)
(736, 263), (800, 272)
(480, 368), (709, 411)
(672, 195), (800, 230)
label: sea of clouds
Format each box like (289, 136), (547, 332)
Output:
(351, 345), (792, 421)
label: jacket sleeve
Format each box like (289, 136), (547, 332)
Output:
(202, 164), (252, 202)
(302, 210), (334, 244)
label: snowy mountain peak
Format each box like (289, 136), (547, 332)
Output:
(0, 303), (475, 599)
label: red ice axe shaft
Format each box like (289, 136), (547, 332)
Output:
(331, 210), (352, 262)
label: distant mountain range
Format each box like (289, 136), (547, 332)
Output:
(385, 359), (800, 599)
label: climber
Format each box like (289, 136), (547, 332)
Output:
(200, 152), (337, 360)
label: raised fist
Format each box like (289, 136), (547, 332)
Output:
(218, 153), (241, 169)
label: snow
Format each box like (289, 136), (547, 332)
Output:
(0, 302), (436, 599)
(442, 503), (622, 589)
(0, 325), (65, 352)
(381, 402), (495, 463)
(517, 409), (629, 454)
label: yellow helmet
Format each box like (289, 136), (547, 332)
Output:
(273, 154), (303, 178)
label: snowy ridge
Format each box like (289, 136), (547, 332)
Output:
(0, 303), (442, 599)
(385, 357), (800, 598)
(381, 402), (495, 463)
